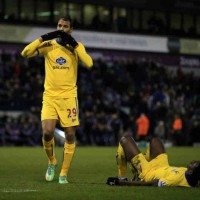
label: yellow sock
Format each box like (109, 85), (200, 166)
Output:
(116, 143), (127, 177)
(42, 137), (56, 165)
(60, 142), (76, 176)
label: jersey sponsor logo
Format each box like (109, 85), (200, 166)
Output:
(53, 66), (69, 70)
(56, 57), (67, 65)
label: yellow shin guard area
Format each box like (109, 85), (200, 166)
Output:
(42, 138), (56, 165)
(116, 143), (127, 177)
(60, 143), (76, 176)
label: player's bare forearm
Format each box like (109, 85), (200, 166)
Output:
(118, 179), (158, 186)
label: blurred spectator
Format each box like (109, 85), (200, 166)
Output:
(5, 117), (22, 146)
(189, 112), (200, 145)
(135, 113), (150, 141)
(1, 51), (200, 146)
(147, 14), (165, 34)
(19, 113), (41, 146)
(0, 118), (6, 146)
(90, 14), (102, 30)
(154, 120), (165, 141)
(107, 109), (123, 145)
(171, 114), (184, 146)
(92, 115), (110, 146)
(81, 109), (96, 145)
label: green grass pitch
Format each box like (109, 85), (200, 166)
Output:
(0, 146), (200, 200)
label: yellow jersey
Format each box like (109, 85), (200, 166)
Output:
(132, 153), (191, 187)
(155, 166), (190, 187)
(21, 38), (93, 99)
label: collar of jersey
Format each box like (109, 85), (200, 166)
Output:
(185, 171), (196, 187)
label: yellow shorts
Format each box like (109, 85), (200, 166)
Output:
(41, 97), (80, 127)
(132, 153), (169, 182)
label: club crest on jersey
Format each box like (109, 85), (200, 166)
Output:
(56, 57), (66, 65)
(172, 169), (179, 174)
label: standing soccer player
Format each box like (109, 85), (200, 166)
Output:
(21, 17), (93, 184)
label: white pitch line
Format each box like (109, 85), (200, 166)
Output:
(1, 189), (38, 193)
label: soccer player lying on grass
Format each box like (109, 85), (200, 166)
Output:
(107, 136), (200, 187)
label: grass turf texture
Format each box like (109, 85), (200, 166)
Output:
(0, 146), (200, 200)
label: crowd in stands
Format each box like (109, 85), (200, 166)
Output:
(0, 51), (200, 146)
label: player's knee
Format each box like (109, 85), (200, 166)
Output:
(42, 123), (54, 135)
(119, 135), (132, 147)
(120, 136), (137, 161)
(150, 137), (162, 146)
(150, 136), (165, 157)
(64, 128), (75, 143)
(120, 136), (128, 145)
(65, 133), (75, 142)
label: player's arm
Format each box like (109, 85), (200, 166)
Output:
(75, 42), (93, 68)
(60, 33), (93, 68)
(118, 179), (158, 186)
(107, 177), (158, 186)
(21, 30), (62, 58)
(21, 38), (45, 58)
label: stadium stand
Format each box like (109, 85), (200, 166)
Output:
(1, 0), (200, 146)
(0, 51), (200, 146)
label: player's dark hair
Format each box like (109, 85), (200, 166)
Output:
(189, 161), (200, 187)
(194, 162), (200, 180)
(59, 16), (73, 27)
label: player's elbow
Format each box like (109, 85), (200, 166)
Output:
(82, 56), (93, 69)
(21, 49), (26, 57)
(21, 47), (30, 58)
(21, 47), (36, 58)
(86, 59), (93, 68)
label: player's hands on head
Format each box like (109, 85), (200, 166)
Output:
(41, 30), (63, 41)
(41, 30), (78, 48)
(59, 31), (78, 49)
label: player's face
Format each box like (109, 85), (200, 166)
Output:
(57, 19), (72, 34)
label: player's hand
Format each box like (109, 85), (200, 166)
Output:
(41, 30), (63, 41)
(106, 177), (119, 186)
(60, 31), (78, 48)
(106, 177), (128, 186)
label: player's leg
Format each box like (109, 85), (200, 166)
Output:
(42, 119), (57, 181)
(149, 137), (166, 161)
(144, 145), (150, 161)
(120, 135), (141, 161)
(58, 97), (79, 184)
(116, 142), (127, 178)
(41, 98), (58, 181)
(59, 126), (76, 184)
(119, 136), (141, 179)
